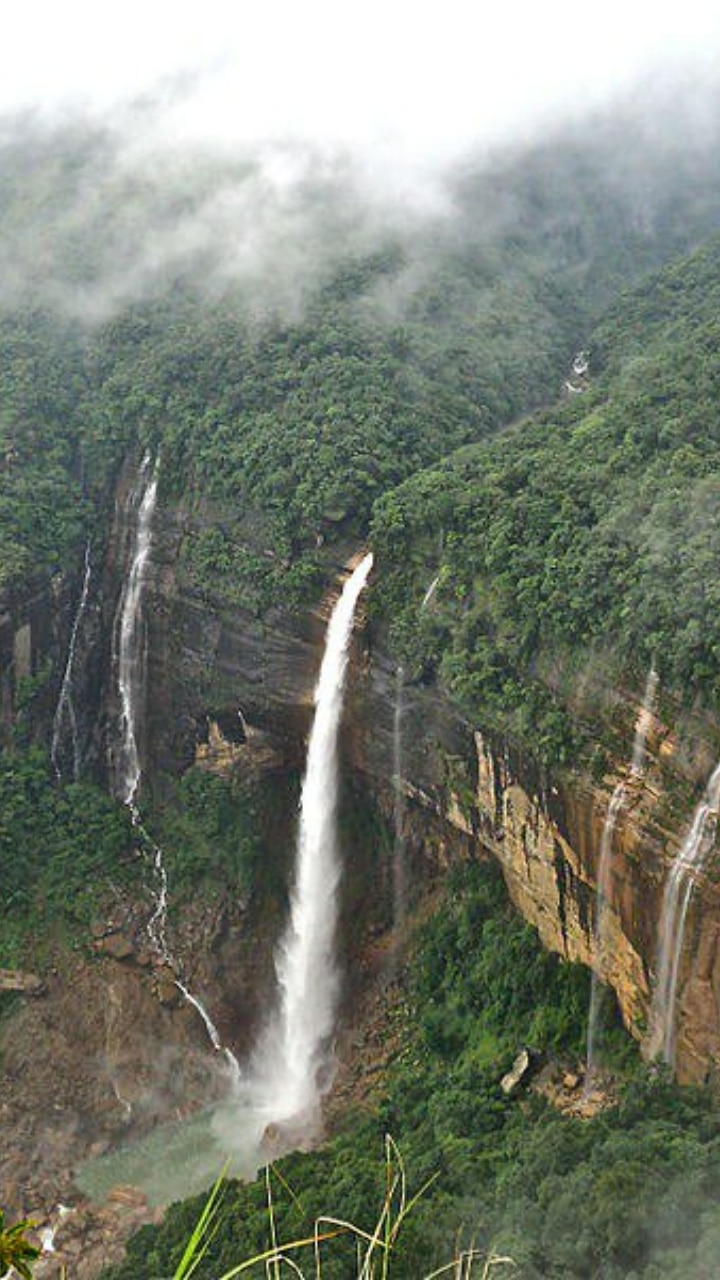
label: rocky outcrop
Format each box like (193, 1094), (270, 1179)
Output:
(346, 628), (720, 1083)
(0, 968), (45, 995)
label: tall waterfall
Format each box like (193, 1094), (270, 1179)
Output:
(51, 539), (92, 782)
(111, 456), (170, 955)
(254, 552), (373, 1128)
(648, 758), (720, 1065)
(113, 455), (158, 807)
(112, 455), (238, 1074)
(586, 667), (658, 1079)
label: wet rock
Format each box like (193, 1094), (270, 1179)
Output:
(155, 976), (182, 1007)
(96, 933), (135, 962)
(500, 1048), (538, 1095)
(106, 1185), (149, 1210)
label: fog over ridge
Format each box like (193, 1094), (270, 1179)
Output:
(1, 40), (720, 322)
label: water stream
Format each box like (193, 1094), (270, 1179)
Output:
(51, 539), (92, 782)
(79, 551), (374, 1202)
(111, 454), (237, 1071)
(585, 667), (658, 1079)
(421, 574), (439, 610)
(250, 552), (374, 1131)
(648, 758), (720, 1065)
(112, 455), (158, 808)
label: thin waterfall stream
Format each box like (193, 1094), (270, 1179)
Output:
(421, 573), (439, 610)
(51, 538), (92, 782)
(648, 758), (720, 1065)
(585, 666), (658, 1081)
(112, 455), (158, 809)
(392, 663), (407, 949)
(112, 454), (238, 1075)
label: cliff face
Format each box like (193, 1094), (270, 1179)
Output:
(355, 674), (720, 1086)
(0, 457), (137, 774)
(350, 651), (720, 1084)
(6, 480), (720, 1268)
(139, 499), (720, 1085)
(6, 475), (720, 1156)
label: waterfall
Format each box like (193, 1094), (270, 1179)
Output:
(392, 664), (407, 948)
(421, 574), (439, 610)
(111, 455), (239, 1074)
(112, 454), (158, 807)
(586, 667), (658, 1080)
(110, 457), (171, 959)
(648, 758), (720, 1066)
(630, 668), (658, 777)
(51, 539), (92, 782)
(253, 552), (373, 1128)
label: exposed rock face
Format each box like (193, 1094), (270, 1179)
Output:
(136, 495), (720, 1085)
(0, 968), (45, 995)
(473, 733), (652, 1040)
(0, 891), (275, 1219)
(7, 471), (720, 1269)
(470, 729), (720, 1085)
(6, 470), (720, 1280)
(0, 574), (76, 746)
(0, 456), (140, 768)
(347, 623), (720, 1083)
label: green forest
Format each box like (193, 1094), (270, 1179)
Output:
(5, 106), (720, 1280)
(104, 867), (720, 1280)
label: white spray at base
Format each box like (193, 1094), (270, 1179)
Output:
(112, 454), (238, 1077)
(585, 666), (658, 1081)
(51, 539), (93, 782)
(648, 758), (720, 1067)
(249, 553), (374, 1131)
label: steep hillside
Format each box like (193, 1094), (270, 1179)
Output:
(6, 109), (720, 1280)
(372, 236), (720, 765)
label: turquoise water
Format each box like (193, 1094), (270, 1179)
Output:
(75, 1098), (267, 1207)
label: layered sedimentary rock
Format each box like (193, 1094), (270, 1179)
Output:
(139, 500), (720, 1084)
(7, 475), (720, 1106)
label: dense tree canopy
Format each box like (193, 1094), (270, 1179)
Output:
(371, 238), (720, 761)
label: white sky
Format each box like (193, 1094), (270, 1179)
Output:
(4, 0), (720, 167)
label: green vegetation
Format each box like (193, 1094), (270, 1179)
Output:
(147, 767), (273, 900)
(0, 747), (134, 966)
(7, 117), (720, 1280)
(4, 113), (720, 604)
(371, 237), (720, 762)
(103, 864), (720, 1279)
(0, 311), (97, 587)
(0, 1209), (40, 1280)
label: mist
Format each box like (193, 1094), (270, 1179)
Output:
(2, 3), (720, 324)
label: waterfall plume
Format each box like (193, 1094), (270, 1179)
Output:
(252, 552), (373, 1131)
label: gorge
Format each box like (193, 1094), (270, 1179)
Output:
(5, 99), (720, 1277)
